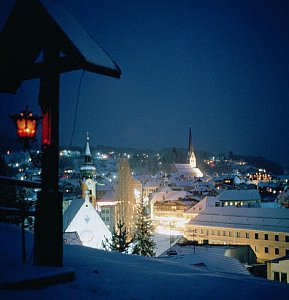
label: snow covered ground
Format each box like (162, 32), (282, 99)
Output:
(1, 222), (289, 300)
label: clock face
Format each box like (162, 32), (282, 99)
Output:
(80, 229), (94, 242)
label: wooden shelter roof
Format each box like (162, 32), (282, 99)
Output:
(0, 0), (121, 94)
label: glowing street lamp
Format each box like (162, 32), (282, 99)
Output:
(11, 105), (40, 143)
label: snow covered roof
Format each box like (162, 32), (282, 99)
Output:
(217, 189), (261, 202)
(63, 198), (83, 231)
(188, 207), (289, 233)
(174, 164), (203, 177)
(80, 165), (96, 171)
(97, 190), (115, 203)
(63, 196), (111, 249)
(160, 244), (251, 276)
(185, 196), (218, 214)
(0, 0), (121, 93)
(151, 190), (190, 203)
(144, 179), (162, 188)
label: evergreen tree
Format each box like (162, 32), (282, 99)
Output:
(102, 220), (131, 253)
(132, 200), (156, 257)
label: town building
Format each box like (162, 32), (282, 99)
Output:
(216, 189), (261, 207)
(151, 187), (198, 234)
(267, 255), (289, 283)
(63, 191), (111, 249)
(184, 206), (289, 263)
(97, 190), (116, 231)
(173, 128), (203, 178)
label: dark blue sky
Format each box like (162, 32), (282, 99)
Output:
(1, 0), (289, 167)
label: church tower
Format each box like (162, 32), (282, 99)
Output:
(187, 127), (196, 168)
(80, 133), (97, 208)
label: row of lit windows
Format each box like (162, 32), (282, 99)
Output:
(196, 228), (289, 242)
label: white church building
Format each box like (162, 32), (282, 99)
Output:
(63, 191), (112, 249)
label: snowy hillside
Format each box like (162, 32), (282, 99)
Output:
(1, 222), (289, 300)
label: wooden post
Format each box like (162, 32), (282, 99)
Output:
(34, 45), (63, 267)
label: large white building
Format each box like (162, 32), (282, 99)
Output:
(63, 192), (111, 249)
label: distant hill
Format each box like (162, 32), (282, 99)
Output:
(229, 153), (284, 175)
(1, 136), (284, 175)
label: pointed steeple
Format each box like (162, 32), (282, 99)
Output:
(187, 127), (196, 167)
(80, 132), (96, 179)
(84, 132), (92, 164)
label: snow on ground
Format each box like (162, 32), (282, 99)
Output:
(1, 222), (289, 300)
(152, 233), (181, 257)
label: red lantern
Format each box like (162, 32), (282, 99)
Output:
(11, 106), (40, 140)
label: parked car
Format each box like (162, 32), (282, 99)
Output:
(166, 249), (177, 256)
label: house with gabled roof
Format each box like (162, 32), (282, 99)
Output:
(63, 192), (111, 249)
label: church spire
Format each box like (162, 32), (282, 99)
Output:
(80, 132), (96, 180)
(187, 127), (196, 167)
(84, 132), (92, 164)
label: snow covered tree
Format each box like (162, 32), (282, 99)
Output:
(102, 220), (131, 253)
(132, 200), (156, 257)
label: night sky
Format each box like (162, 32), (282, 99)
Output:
(0, 0), (289, 167)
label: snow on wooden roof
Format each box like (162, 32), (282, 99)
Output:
(0, 0), (121, 93)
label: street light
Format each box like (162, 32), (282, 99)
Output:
(11, 106), (41, 166)
(11, 106), (40, 142)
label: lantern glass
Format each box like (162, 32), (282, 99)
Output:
(11, 106), (40, 140)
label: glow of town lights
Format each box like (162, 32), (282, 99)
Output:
(155, 226), (183, 236)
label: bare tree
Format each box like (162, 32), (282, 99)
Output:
(114, 158), (136, 240)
